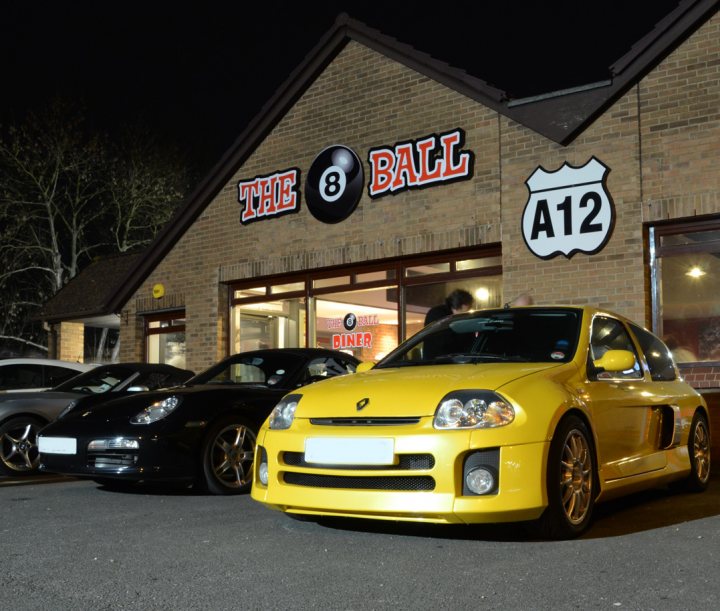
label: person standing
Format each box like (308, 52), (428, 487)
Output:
(424, 289), (474, 326)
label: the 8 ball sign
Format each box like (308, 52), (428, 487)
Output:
(305, 145), (364, 224)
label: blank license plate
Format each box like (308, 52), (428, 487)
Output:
(38, 436), (77, 455)
(304, 437), (394, 465)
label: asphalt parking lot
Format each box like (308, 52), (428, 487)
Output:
(1, 473), (719, 610)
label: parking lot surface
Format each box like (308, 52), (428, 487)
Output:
(1, 474), (719, 610)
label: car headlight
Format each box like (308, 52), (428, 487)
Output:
(269, 394), (302, 430)
(433, 390), (514, 429)
(130, 396), (181, 425)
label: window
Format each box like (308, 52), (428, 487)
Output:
(0, 364), (43, 391)
(228, 247), (502, 357)
(630, 323), (676, 382)
(231, 297), (305, 353)
(145, 312), (186, 368)
(650, 218), (720, 364)
(587, 316), (642, 380)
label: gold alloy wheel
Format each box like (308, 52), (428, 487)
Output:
(559, 429), (593, 525)
(210, 424), (256, 489)
(692, 417), (711, 484)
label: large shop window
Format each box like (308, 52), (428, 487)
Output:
(145, 312), (187, 369)
(650, 217), (720, 364)
(229, 248), (502, 361)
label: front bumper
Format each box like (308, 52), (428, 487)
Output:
(251, 418), (549, 524)
(38, 422), (199, 483)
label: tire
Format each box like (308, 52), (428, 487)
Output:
(0, 416), (45, 475)
(199, 416), (257, 495)
(535, 415), (596, 540)
(683, 411), (711, 492)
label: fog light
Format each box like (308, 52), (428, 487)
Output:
(258, 461), (269, 485)
(465, 467), (495, 495)
(88, 438), (140, 451)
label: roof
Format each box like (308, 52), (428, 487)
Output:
(39, 252), (144, 323)
(40, 0), (719, 323)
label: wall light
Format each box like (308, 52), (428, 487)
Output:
(686, 266), (706, 278)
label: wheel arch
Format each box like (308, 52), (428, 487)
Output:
(0, 411), (49, 428)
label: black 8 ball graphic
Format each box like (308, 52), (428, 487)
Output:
(305, 145), (364, 223)
(343, 313), (357, 331)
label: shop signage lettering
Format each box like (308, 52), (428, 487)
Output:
(238, 168), (301, 225)
(521, 157), (615, 260)
(367, 128), (474, 199)
(326, 314), (379, 329)
(332, 332), (373, 350)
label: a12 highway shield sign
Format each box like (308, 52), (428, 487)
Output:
(521, 157), (615, 260)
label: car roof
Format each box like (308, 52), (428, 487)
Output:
(0, 358), (94, 369)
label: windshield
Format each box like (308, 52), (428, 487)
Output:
(376, 308), (581, 368)
(189, 352), (307, 387)
(53, 367), (136, 394)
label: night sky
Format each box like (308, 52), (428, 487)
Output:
(2, 0), (683, 174)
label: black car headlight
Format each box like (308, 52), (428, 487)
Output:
(433, 390), (514, 429)
(130, 396), (182, 425)
(269, 394), (302, 430)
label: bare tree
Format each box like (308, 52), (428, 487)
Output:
(0, 99), (194, 356)
(107, 126), (192, 252)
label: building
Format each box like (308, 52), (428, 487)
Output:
(44, 1), (719, 391)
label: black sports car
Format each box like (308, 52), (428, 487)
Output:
(38, 349), (359, 494)
(0, 363), (194, 475)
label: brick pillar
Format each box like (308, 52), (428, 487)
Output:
(57, 321), (85, 363)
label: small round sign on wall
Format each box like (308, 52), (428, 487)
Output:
(152, 283), (165, 299)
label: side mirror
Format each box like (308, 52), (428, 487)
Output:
(593, 349), (636, 372)
(127, 385), (150, 392)
(356, 361), (375, 373)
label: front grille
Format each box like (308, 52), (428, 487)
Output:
(283, 472), (435, 491)
(87, 453), (138, 469)
(283, 452), (434, 470)
(310, 417), (421, 426)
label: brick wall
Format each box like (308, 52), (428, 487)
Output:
(57, 322), (84, 363)
(120, 13), (720, 379)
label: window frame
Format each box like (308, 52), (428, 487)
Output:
(648, 214), (720, 367)
(227, 246), (502, 354)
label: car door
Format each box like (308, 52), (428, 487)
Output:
(581, 315), (667, 480)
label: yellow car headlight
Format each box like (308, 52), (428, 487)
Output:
(269, 394), (302, 430)
(433, 391), (514, 429)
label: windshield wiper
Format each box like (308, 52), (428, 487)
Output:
(431, 353), (527, 364)
(375, 360), (427, 369)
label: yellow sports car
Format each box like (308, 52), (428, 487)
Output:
(251, 306), (711, 538)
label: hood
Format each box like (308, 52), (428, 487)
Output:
(58, 382), (284, 424)
(0, 391), (84, 419)
(293, 362), (561, 418)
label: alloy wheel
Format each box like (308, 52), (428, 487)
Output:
(210, 424), (256, 489)
(559, 429), (593, 525)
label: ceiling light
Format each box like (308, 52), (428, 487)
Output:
(475, 287), (489, 301)
(686, 267), (706, 278)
